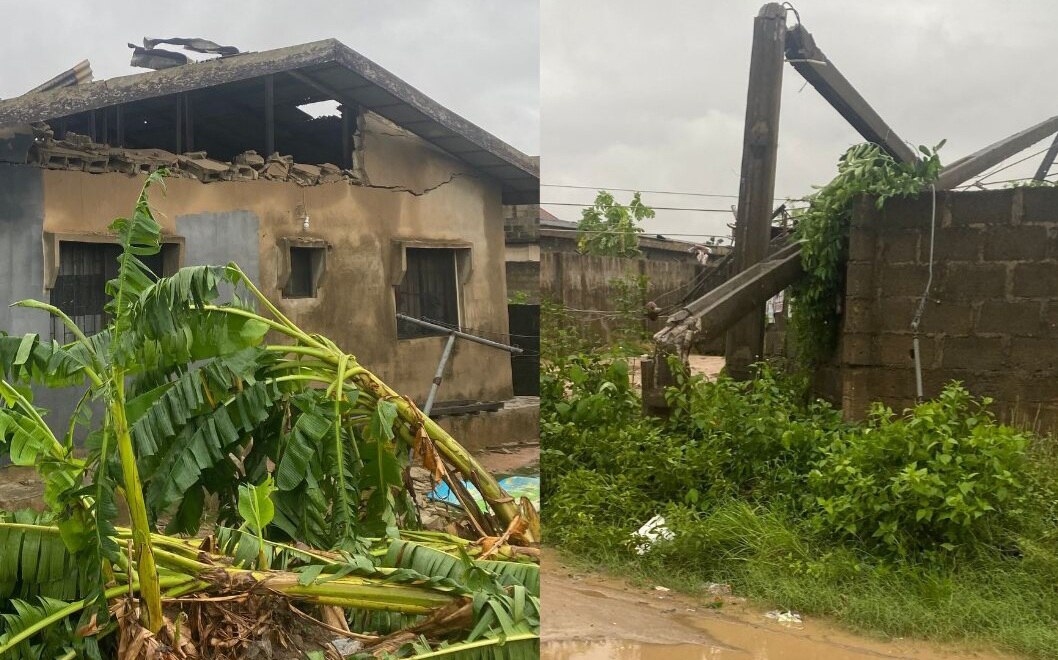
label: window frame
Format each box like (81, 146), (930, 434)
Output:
(390, 240), (472, 340)
(276, 237), (330, 300)
(44, 233), (183, 341)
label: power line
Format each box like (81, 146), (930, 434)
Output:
(543, 201), (737, 213)
(541, 226), (734, 240)
(965, 145), (1052, 188)
(541, 183), (805, 203)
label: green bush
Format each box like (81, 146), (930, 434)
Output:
(544, 355), (1042, 562)
(806, 384), (1029, 559)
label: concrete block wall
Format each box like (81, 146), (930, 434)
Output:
(541, 250), (710, 343)
(503, 203), (539, 243)
(842, 187), (1058, 432)
(506, 260), (541, 303)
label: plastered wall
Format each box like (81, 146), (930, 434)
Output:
(23, 113), (513, 404)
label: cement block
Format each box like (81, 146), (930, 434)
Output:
(983, 225), (1056, 262)
(1020, 186), (1058, 224)
(931, 228), (983, 262)
(950, 189), (1015, 226)
(940, 336), (1008, 371)
(975, 300), (1043, 336)
(941, 263), (1007, 300)
(1013, 262), (1058, 298)
(1010, 337), (1058, 373)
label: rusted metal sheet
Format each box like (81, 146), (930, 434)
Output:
(26, 60), (93, 95)
(128, 44), (189, 70)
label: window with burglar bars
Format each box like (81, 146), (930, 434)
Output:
(49, 242), (166, 342)
(395, 248), (460, 338)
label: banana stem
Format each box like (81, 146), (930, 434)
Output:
(147, 547), (458, 613)
(0, 576), (195, 656)
(111, 373), (164, 633)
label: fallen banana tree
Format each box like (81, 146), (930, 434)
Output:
(0, 515), (539, 658)
(0, 171), (539, 658)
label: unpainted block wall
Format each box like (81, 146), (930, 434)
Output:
(842, 187), (1058, 432)
(541, 250), (709, 342)
(503, 203), (539, 243)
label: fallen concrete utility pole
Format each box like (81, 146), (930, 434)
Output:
(644, 242), (803, 415)
(784, 25), (919, 165)
(646, 4), (1058, 412)
(937, 114), (1058, 190)
(1034, 133), (1058, 181)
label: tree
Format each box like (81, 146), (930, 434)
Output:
(576, 191), (655, 257)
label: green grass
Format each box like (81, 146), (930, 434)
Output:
(542, 353), (1058, 659)
(548, 502), (1058, 658)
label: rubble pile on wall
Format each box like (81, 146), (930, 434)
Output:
(27, 124), (354, 186)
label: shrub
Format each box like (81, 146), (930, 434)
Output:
(806, 384), (1029, 559)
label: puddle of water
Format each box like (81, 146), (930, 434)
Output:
(542, 640), (728, 660)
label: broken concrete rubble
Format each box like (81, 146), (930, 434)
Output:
(26, 124), (364, 187)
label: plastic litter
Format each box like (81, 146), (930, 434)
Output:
(765, 610), (803, 626)
(428, 475), (539, 510)
(632, 515), (675, 555)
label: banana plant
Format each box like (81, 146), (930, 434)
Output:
(0, 170), (183, 633)
(0, 518), (539, 657)
(0, 169), (537, 649)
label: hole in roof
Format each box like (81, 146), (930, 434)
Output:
(297, 100), (341, 118)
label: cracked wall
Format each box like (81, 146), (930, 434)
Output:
(28, 112), (512, 404)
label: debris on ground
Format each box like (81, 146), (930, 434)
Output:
(765, 610), (803, 626)
(632, 515), (675, 555)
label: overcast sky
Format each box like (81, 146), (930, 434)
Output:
(0, 0), (538, 155)
(542, 0), (1058, 240)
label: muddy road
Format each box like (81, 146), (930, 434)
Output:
(541, 550), (1014, 660)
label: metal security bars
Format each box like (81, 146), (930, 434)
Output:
(395, 248), (460, 339)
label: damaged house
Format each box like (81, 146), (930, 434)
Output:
(0, 38), (539, 448)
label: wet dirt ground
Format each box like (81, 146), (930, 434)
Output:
(541, 550), (1015, 659)
(629, 354), (726, 387)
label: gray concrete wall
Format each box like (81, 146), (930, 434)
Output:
(0, 165), (47, 336)
(0, 165), (84, 444)
(540, 250), (711, 342)
(177, 210), (261, 300)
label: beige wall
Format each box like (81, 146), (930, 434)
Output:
(39, 113), (514, 403)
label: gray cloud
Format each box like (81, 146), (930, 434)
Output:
(543, 0), (1058, 239)
(0, 1), (538, 155)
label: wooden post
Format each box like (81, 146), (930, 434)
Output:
(184, 94), (194, 152)
(115, 105), (124, 147)
(174, 95), (183, 154)
(340, 104), (352, 169)
(264, 75), (276, 156)
(724, 3), (787, 381)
